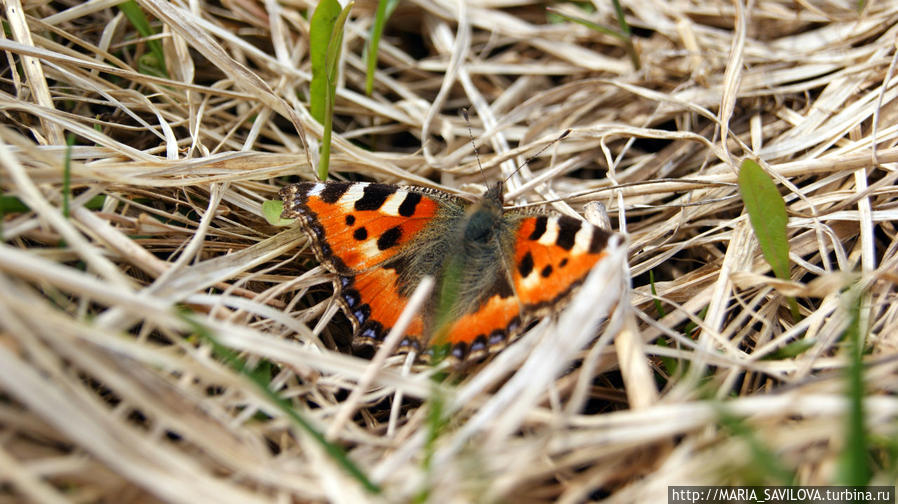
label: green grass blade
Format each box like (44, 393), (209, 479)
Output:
(85, 195), (106, 210)
(762, 339), (815, 360)
(837, 288), (871, 484)
(683, 304), (708, 337)
(546, 6), (619, 39)
(365, 0), (400, 96)
(310, 0), (353, 180)
(649, 270), (680, 377)
(717, 406), (795, 484)
(545, 4), (640, 70)
(178, 310), (382, 494)
(320, 2), (354, 180)
(738, 159), (799, 319)
(117, 0), (168, 78)
(309, 0), (341, 124)
(413, 381), (449, 503)
(611, 0), (631, 37)
(63, 134), (75, 218)
(649, 270), (666, 318)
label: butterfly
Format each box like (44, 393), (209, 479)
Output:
(279, 180), (617, 364)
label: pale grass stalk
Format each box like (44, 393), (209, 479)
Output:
(326, 275), (434, 440)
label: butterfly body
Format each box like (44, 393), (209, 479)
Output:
(280, 181), (613, 363)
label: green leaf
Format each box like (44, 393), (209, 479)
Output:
(309, 0), (341, 124)
(262, 199), (295, 226)
(738, 160), (790, 279)
(0, 195), (29, 213)
(365, 0), (400, 96)
(137, 53), (168, 79)
(310, 0), (354, 180)
(85, 195), (107, 210)
(117, 1), (168, 78)
(738, 159), (800, 319)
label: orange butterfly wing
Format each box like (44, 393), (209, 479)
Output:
(439, 214), (612, 360)
(281, 182), (457, 351)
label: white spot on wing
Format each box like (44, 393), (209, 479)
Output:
(572, 225), (593, 255)
(520, 271), (541, 292)
(380, 190), (410, 216)
(338, 182), (369, 212)
(308, 183), (325, 197)
(359, 238), (382, 260)
(537, 217), (560, 247)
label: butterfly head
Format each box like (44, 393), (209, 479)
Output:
(483, 181), (505, 205)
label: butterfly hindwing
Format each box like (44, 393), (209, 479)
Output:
(337, 266), (425, 348)
(437, 213), (612, 361)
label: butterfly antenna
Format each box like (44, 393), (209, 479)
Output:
(462, 108), (489, 184)
(502, 129), (572, 185)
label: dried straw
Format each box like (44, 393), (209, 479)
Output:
(1, 0), (897, 502)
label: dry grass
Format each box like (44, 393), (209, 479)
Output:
(1, 0), (898, 502)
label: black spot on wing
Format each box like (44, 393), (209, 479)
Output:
(518, 251), (534, 277)
(309, 221), (325, 241)
(528, 216), (547, 240)
(399, 337), (421, 352)
(488, 329), (506, 346)
(377, 225), (402, 250)
(345, 214), (355, 226)
(341, 288), (360, 309)
(559, 258), (568, 268)
(555, 216), (581, 251)
(355, 184), (396, 211)
(470, 335), (488, 353)
(358, 320), (385, 341)
(589, 227), (609, 254)
(540, 264), (553, 278)
(352, 304), (371, 325)
(397, 191), (422, 217)
(451, 342), (468, 360)
(320, 182), (350, 203)
(353, 227), (368, 241)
